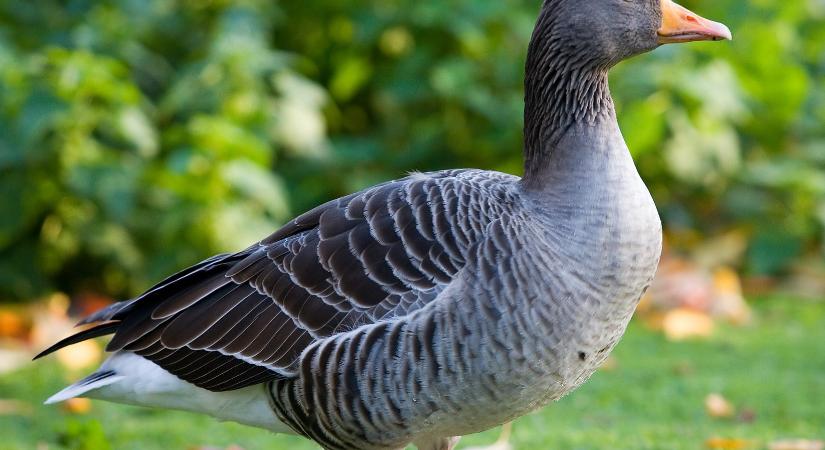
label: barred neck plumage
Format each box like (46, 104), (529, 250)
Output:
(521, 2), (616, 187)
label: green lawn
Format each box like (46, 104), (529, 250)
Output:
(2, 297), (823, 450)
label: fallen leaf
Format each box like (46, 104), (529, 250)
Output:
(768, 439), (825, 450)
(599, 356), (618, 371)
(705, 393), (735, 418)
(0, 399), (33, 416)
(737, 408), (757, 423)
(636, 291), (653, 313)
(705, 437), (751, 449)
(62, 397), (91, 414)
(639, 310), (666, 331)
(671, 361), (695, 376)
(663, 308), (714, 340)
(0, 309), (27, 339)
(648, 260), (714, 312)
(640, 252), (751, 332)
(711, 267), (751, 325)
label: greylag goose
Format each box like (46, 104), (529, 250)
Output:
(36, 1), (731, 449)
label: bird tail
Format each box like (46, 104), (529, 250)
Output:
(44, 370), (124, 404)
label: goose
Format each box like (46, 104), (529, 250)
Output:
(36, 1), (731, 449)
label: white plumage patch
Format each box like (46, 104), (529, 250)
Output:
(46, 352), (292, 434)
(45, 370), (125, 405)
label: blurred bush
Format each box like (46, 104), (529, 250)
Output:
(0, 0), (822, 301)
(0, 0), (319, 298)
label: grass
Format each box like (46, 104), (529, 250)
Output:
(1, 297), (823, 450)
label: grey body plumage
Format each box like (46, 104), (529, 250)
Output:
(38, 1), (734, 449)
(265, 125), (661, 449)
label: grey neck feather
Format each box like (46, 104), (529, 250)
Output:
(521, 4), (617, 188)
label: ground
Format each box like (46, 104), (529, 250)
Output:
(1, 297), (823, 450)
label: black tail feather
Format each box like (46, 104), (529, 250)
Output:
(33, 322), (121, 360)
(76, 300), (134, 326)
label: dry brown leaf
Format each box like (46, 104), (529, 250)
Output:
(638, 308), (666, 331)
(62, 397), (92, 414)
(640, 251), (751, 333)
(671, 361), (695, 376)
(705, 437), (751, 449)
(636, 291), (653, 313)
(0, 309), (27, 339)
(705, 393), (735, 418)
(0, 399), (33, 416)
(710, 267), (751, 325)
(599, 356), (618, 371)
(649, 261), (714, 311)
(663, 308), (714, 340)
(713, 267), (741, 294)
(737, 408), (756, 423)
(768, 439), (825, 450)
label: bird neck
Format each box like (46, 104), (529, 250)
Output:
(521, 11), (617, 188)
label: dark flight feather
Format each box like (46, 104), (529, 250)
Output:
(40, 170), (516, 391)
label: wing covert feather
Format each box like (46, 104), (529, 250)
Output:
(41, 170), (519, 391)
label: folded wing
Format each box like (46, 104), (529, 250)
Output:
(37, 170), (518, 391)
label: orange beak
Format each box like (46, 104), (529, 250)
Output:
(658, 0), (732, 44)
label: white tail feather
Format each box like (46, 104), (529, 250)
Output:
(45, 352), (290, 434)
(45, 371), (125, 404)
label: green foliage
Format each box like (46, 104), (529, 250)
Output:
(0, 0), (320, 299)
(59, 419), (112, 450)
(0, 0), (822, 300)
